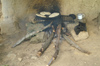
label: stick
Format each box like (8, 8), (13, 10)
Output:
(63, 34), (90, 54)
(47, 24), (61, 66)
(12, 22), (52, 48)
(42, 31), (50, 42)
(37, 31), (54, 56)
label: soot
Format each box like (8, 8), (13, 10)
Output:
(34, 13), (76, 39)
(34, 14), (62, 32)
(33, 0), (61, 13)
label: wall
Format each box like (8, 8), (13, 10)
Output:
(1, 0), (37, 35)
(61, 0), (100, 20)
(0, 0), (100, 35)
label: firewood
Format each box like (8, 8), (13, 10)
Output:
(37, 31), (54, 56)
(63, 34), (90, 54)
(12, 22), (52, 48)
(47, 24), (61, 66)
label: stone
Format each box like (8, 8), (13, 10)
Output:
(26, 20), (45, 44)
(18, 58), (22, 61)
(67, 22), (89, 41)
(71, 30), (89, 41)
(26, 22), (44, 33)
(31, 56), (37, 60)
(30, 32), (44, 44)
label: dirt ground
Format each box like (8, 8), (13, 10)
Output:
(0, 2), (100, 66)
(0, 22), (100, 66)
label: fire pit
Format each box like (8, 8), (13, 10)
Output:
(12, 11), (90, 66)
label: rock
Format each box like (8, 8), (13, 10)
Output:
(26, 22), (44, 34)
(31, 56), (37, 60)
(26, 21), (45, 44)
(71, 30), (89, 41)
(18, 58), (22, 61)
(67, 21), (89, 41)
(67, 22), (79, 31)
(30, 32), (44, 43)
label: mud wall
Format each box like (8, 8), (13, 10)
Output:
(61, 0), (100, 20)
(0, 0), (100, 35)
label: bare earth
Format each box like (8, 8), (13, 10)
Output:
(0, 19), (100, 66)
(0, 2), (100, 66)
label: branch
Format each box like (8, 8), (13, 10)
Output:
(12, 22), (52, 48)
(37, 31), (54, 56)
(63, 34), (90, 54)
